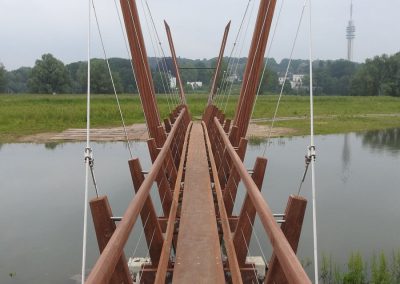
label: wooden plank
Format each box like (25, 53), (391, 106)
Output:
(172, 123), (225, 283)
(265, 195), (307, 284)
(89, 196), (132, 284)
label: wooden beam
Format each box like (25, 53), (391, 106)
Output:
(232, 0), (277, 139)
(233, 157), (268, 266)
(164, 21), (186, 104)
(120, 0), (163, 144)
(224, 138), (248, 216)
(128, 158), (164, 266)
(147, 139), (173, 217)
(265, 195), (307, 284)
(89, 196), (132, 284)
(208, 21), (231, 105)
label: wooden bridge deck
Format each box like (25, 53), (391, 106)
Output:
(172, 123), (225, 283)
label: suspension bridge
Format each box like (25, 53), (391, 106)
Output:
(81, 0), (317, 283)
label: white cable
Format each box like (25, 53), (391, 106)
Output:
(91, 0), (133, 158)
(81, 0), (91, 282)
(262, 0), (308, 157)
(308, 1), (319, 283)
(250, 0), (285, 121)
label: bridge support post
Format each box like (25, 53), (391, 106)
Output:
(128, 158), (164, 266)
(233, 157), (268, 268)
(223, 138), (248, 216)
(265, 195), (307, 284)
(89, 196), (132, 284)
(147, 139), (173, 217)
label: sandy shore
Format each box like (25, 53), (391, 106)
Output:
(16, 123), (295, 143)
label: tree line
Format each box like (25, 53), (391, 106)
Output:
(0, 52), (399, 96)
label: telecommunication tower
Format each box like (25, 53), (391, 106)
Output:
(346, 0), (356, 61)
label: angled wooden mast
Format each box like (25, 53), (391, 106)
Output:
(120, 0), (165, 145)
(231, 0), (277, 141)
(208, 21), (231, 105)
(164, 20), (186, 105)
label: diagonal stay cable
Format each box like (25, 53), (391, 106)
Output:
(92, 0), (133, 158)
(262, 0), (309, 157)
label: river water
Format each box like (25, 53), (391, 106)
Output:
(0, 129), (399, 283)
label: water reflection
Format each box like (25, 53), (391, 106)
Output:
(341, 134), (351, 183)
(358, 128), (400, 153)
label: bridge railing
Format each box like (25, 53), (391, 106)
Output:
(210, 115), (311, 284)
(85, 107), (188, 284)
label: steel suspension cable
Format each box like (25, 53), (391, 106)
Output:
(222, 0), (257, 114)
(113, 0), (150, 139)
(126, 0), (161, 124)
(81, 0), (91, 282)
(250, 0), (285, 122)
(92, 0), (133, 158)
(213, 0), (252, 107)
(262, 0), (309, 157)
(234, 0), (273, 129)
(139, 0), (173, 111)
(144, 0), (182, 106)
(308, 1), (319, 282)
(217, 0), (255, 110)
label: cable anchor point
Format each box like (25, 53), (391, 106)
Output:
(307, 145), (316, 162)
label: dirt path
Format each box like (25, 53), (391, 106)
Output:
(16, 123), (295, 143)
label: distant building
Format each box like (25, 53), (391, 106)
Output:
(170, 76), (177, 89)
(186, 81), (203, 90)
(226, 73), (239, 83)
(291, 74), (305, 90)
(278, 74), (305, 90)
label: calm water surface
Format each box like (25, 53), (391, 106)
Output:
(0, 129), (399, 283)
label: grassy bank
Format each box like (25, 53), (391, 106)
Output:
(1, 94), (400, 142)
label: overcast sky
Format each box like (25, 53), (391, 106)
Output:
(0, 0), (399, 70)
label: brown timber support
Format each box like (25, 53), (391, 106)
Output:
(164, 21), (186, 104)
(147, 139), (173, 216)
(233, 157), (268, 266)
(208, 21), (231, 105)
(224, 138), (248, 216)
(214, 117), (311, 283)
(85, 109), (186, 284)
(128, 158), (164, 266)
(265, 195), (308, 284)
(120, 0), (164, 145)
(231, 0), (277, 140)
(89, 196), (132, 284)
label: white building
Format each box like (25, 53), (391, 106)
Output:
(279, 74), (305, 90)
(169, 76), (177, 89)
(186, 81), (203, 90)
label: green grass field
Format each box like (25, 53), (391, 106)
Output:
(1, 94), (400, 142)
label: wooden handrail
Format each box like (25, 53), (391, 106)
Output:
(213, 117), (311, 284)
(85, 109), (186, 284)
(202, 121), (243, 284)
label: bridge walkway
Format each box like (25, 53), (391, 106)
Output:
(172, 123), (225, 283)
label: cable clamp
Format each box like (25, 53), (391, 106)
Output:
(84, 147), (94, 167)
(307, 145), (316, 163)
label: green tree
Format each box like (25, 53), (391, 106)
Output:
(28, 53), (70, 94)
(77, 59), (123, 94)
(350, 53), (400, 97)
(6, 67), (32, 93)
(0, 63), (7, 93)
(259, 68), (279, 93)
